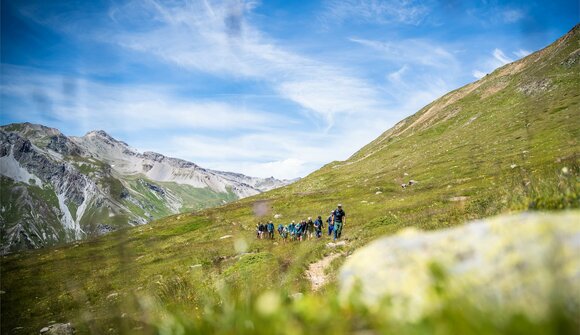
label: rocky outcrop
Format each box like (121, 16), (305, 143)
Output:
(39, 323), (75, 335)
(339, 211), (580, 321)
(47, 134), (83, 156)
(1, 131), (88, 206)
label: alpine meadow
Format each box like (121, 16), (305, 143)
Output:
(1, 2), (579, 335)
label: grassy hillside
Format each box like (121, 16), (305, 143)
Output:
(1, 26), (579, 334)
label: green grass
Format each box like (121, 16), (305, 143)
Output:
(120, 177), (240, 221)
(1, 25), (579, 335)
(159, 182), (238, 212)
(0, 177), (68, 246)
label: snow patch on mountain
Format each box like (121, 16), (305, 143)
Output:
(57, 192), (84, 239)
(0, 147), (43, 187)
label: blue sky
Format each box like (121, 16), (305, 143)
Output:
(1, 0), (578, 179)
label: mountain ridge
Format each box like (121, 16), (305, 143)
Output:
(0, 123), (294, 253)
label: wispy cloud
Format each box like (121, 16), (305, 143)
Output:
(102, 0), (386, 125)
(349, 38), (458, 69)
(321, 0), (432, 26)
(501, 8), (525, 23)
(472, 70), (487, 79)
(471, 48), (516, 79)
(493, 48), (513, 65)
(514, 49), (531, 58)
(349, 36), (458, 112)
(387, 65), (409, 84)
(1, 65), (289, 133)
(466, 4), (527, 26)
(165, 119), (393, 179)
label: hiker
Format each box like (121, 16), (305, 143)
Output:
(277, 223), (284, 237)
(314, 215), (323, 238)
(306, 217), (315, 240)
(327, 211), (334, 236)
(256, 223), (261, 239)
(296, 220), (305, 241)
(332, 204), (346, 241)
(267, 221), (275, 239)
(259, 222), (266, 239)
(289, 221), (296, 241)
(281, 224), (289, 243)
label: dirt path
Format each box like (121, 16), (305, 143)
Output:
(305, 253), (342, 291)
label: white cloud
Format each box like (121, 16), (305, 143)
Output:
(514, 49), (531, 58)
(387, 64), (409, 83)
(471, 47), (521, 80)
(143, 112), (396, 179)
(277, 77), (380, 123)
(466, 5), (526, 26)
(350, 38), (458, 69)
(102, 0), (386, 125)
(472, 70), (487, 79)
(501, 9), (525, 23)
(493, 48), (513, 65)
(321, 0), (432, 26)
(220, 159), (309, 180)
(0, 66), (289, 133)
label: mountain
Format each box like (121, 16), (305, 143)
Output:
(0, 123), (293, 253)
(1, 26), (578, 334)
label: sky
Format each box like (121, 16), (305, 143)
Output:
(1, 0), (578, 179)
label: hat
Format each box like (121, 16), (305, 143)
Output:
(337, 203), (342, 207)
(308, 217), (312, 220)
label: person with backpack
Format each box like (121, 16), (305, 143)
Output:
(306, 217), (315, 240)
(277, 223), (284, 237)
(327, 211), (334, 236)
(281, 224), (289, 243)
(332, 204), (346, 241)
(267, 221), (275, 239)
(296, 220), (305, 241)
(288, 221), (296, 241)
(257, 222), (263, 239)
(314, 216), (323, 238)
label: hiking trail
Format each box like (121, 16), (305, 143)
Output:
(306, 253), (343, 291)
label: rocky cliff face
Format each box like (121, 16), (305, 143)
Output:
(0, 123), (293, 253)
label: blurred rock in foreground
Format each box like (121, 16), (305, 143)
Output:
(340, 211), (580, 321)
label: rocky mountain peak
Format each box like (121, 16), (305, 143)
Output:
(81, 130), (136, 156)
(84, 130), (127, 145)
(1, 122), (63, 139)
(142, 151), (166, 162)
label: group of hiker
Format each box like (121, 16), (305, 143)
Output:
(256, 204), (346, 242)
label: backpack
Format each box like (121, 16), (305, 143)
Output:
(334, 209), (345, 222)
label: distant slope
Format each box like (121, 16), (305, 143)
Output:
(0, 124), (293, 252)
(1, 25), (578, 335)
